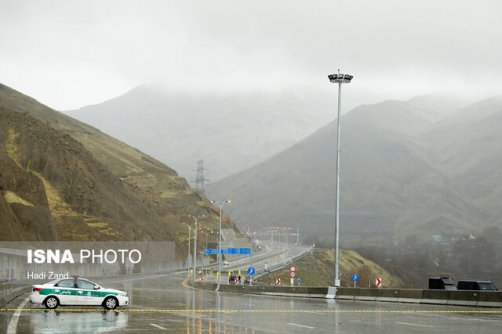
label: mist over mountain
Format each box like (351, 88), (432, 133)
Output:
(66, 85), (336, 182)
(207, 95), (501, 246)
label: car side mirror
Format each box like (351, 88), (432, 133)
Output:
(94, 285), (101, 290)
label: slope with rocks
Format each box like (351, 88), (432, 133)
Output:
(0, 83), (234, 257)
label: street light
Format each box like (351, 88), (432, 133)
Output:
(210, 199), (231, 291)
(190, 215), (204, 284)
(183, 223), (192, 278)
(328, 69), (353, 291)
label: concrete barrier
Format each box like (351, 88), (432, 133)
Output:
(447, 290), (479, 306)
(192, 281), (328, 298)
(190, 281), (502, 308)
(421, 290), (449, 305)
(335, 287), (356, 301)
(377, 289), (400, 303)
(397, 289), (423, 304)
(476, 291), (502, 308)
(354, 288), (378, 302)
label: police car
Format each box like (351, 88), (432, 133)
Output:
(30, 277), (129, 309)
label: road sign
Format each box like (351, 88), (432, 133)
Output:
(376, 277), (382, 288)
(247, 267), (256, 276)
(297, 278), (302, 286)
(290, 266), (296, 272)
(290, 278), (294, 286)
(290, 271), (296, 278)
(203, 248), (251, 255)
(239, 248), (251, 255)
(351, 274), (359, 282)
(275, 278), (281, 285)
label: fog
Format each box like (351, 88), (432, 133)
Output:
(1, 0), (501, 110)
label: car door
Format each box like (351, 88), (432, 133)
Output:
(53, 279), (77, 305)
(75, 279), (97, 305)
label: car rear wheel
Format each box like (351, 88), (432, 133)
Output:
(103, 296), (118, 310)
(44, 296), (59, 309)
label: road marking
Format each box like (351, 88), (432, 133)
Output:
(6, 297), (29, 334)
(395, 321), (435, 328)
(150, 323), (167, 330)
(1, 308), (502, 314)
(288, 323), (315, 329)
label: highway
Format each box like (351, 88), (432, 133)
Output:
(4, 272), (502, 333)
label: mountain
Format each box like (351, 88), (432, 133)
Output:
(418, 96), (502, 226)
(0, 83), (234, 256)
(66, 85), (336, 182)
(207, 96), (490, 246)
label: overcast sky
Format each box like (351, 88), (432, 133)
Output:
(0, 0), (500, 110)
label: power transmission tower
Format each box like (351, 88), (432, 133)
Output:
(194, 160), (209, 193)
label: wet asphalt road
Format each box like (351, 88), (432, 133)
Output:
(5, 272), (502, 333)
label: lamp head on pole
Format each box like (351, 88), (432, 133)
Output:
(328, 73), (353, 84)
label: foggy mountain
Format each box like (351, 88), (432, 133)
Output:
(207, 96), (501, 246)
(66, 85), (336, 182)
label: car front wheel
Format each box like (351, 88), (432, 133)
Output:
(44, 296), (59, 309)
(103, 296), (118, 310)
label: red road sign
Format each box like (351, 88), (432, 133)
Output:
(290, 271), (296, 278)
(290, 266), (296, 272)
(376, 278), (382, 287)
(276, 278), (281, 285)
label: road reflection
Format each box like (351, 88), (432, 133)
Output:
(29, 310), (128, 333)
(182, 289), (258, 334)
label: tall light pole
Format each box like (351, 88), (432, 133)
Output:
(184, 223), (192, 278)
(328, 70), (353, 290)
(211, 199), (231, 291)
(190, 215), (204, 284)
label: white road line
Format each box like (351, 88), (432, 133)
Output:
(150, 323), (168, 330)
(287, 322), (315, 329)
(395, 321), (435, 328)
(7, 297), (29, 334)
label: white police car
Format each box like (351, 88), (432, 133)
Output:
(30, 277), (129, 309)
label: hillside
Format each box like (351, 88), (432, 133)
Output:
(66, 85), (336, 182)
(256, 249), (403, 288)
(207, 96), (492, 246)
(0, 83), (234, 257)
(418, 96), (502, 226)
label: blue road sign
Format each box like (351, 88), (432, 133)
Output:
(203, 248), (252, 255)
(247, 267), (256, 276)
(351, 274), (359, 282)
(297, 278), (302, 286)
(239, 248), (251, 255)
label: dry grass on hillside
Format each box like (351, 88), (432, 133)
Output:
(256, 248), (402, 288)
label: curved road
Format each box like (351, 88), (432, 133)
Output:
(4, 272), (502, 333)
